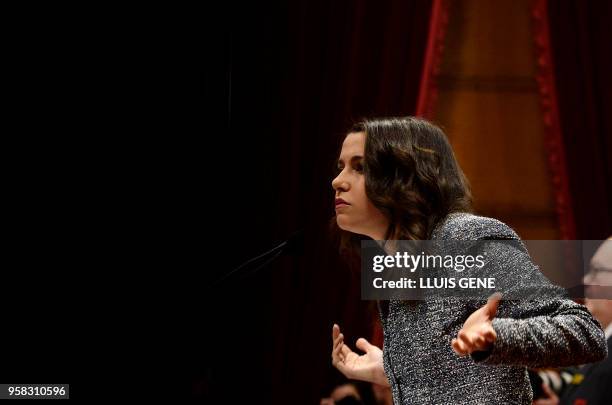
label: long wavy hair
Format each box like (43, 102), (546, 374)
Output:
(331, 117), (473, 253)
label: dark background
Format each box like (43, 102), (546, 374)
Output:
(197, 0), (431, 403)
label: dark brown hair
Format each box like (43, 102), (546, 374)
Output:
(332, 116), (472, 252)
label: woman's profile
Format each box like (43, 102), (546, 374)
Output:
(330, 117), (607, 404)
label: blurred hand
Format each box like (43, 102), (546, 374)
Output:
(533, 383), (560, 405)
(331, 324), (389, 387)
(452, 293), (501, 356)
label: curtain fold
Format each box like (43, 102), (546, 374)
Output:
(547, 0), (612, 239)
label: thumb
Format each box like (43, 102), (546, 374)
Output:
(355, 337), (372, 352)
(484, 292), (502, 318)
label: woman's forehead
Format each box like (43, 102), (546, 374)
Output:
(591, 240), (612, 272)
(339, 132), (365, 158)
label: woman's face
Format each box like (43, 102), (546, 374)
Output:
(331, 132), (389, 240)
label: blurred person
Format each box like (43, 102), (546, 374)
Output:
(328, 117), (607, 404)
(534, 238), (612, 405)
(320, 382), (366, 405)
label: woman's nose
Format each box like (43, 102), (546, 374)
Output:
(332, 174), (348, 192)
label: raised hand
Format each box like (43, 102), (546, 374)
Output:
(452, 293), (501, 356)
(331, 324), (389, 387)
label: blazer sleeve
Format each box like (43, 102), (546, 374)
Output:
(469, 239), (608, 368)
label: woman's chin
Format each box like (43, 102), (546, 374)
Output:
(336, 217), (352, 232)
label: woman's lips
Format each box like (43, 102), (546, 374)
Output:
(335, 198), (350, 210)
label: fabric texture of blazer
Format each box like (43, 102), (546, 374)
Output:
(378, 212), (608, 404)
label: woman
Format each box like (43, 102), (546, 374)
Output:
(329, 117), (607, 404)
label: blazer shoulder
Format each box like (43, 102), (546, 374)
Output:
(433, 212), (520, 241)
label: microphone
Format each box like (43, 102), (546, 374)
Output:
(214, 229), (304, 285)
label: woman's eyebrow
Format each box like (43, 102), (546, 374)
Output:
(337, 155), (363, 165)
(590, 264), (612, 274)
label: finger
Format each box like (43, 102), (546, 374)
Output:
(458, 338), (471, 354)
(338, 344), (349, 362)
(332, 343), (351, 374)
(332, 334), (344, 363)
(474, 334), (486, 349)
(333, 345), (344, 365)
(458, 330), (475, 350)
(332, 324), (340, 344)
(333, 334), (344, 356)
(485, 292), (502, 318)
(333, 333), (344, 349)
(355, 337), (371, 353)
(475, 332), (495, 351)
(332, 343), (340, 363)
(332, 335), (343, 360)
(482, 327), (497, 343)
(451, 338), (465, 355)
(340, 340), (356, 362)
(451, 338), (468, 356)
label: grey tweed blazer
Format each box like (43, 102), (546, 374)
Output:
(378, 213), (607, 404)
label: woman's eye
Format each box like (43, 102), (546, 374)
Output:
(355, 164), (364, 172)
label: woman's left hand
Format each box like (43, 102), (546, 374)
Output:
(452, 293), (501, 356)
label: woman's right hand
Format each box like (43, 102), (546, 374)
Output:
(331, 324), (390, 387)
